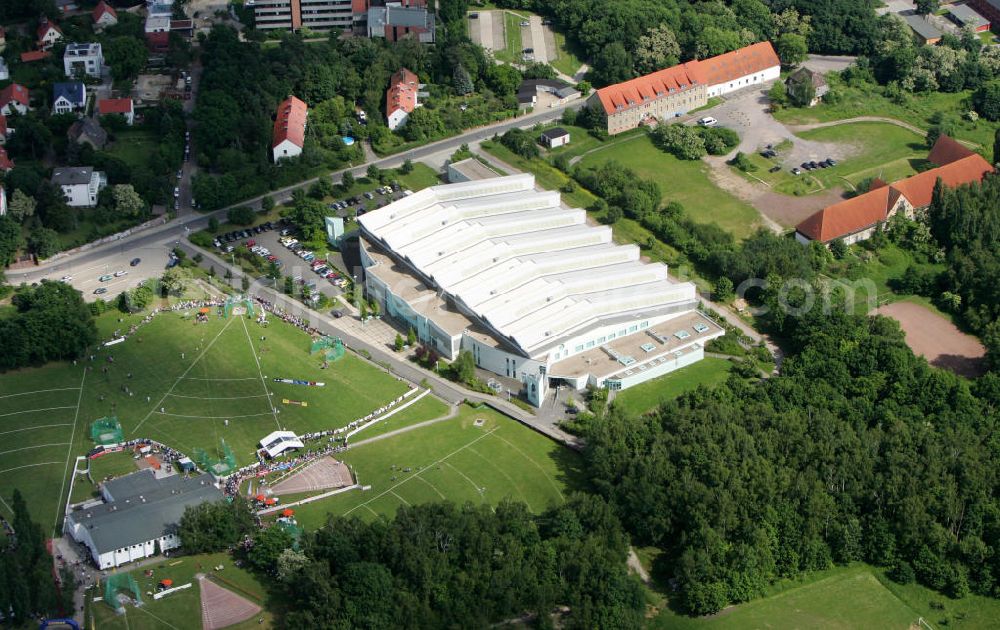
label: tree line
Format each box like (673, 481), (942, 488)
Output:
(0, 281), (97, 371)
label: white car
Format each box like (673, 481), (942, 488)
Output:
(60, 275), (73, 282)
(698, 116), (718, 127)
(114, 270), (128, 277)
(174, 187), (181, 197)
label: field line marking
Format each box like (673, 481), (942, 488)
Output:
(390, 490), (411, 506)
(0, 423), (73, 436)
(154, 411), (276, 420)
(0, 493), (13, 516)
(239, 317), (281, 430)
(0, 406), (75, 418)
(0, 387), (81, 400)
(488, 432), (564, 502)
(0, 461), (62, 475)
(132, 317), (236, 434)
(54, 368), (87, 536)
(0, 442), (71, 456)
(181, 377), (259, 381)
(444, 462), (484, 497)
(129, 601), (181, 630)
(166, 393), (270, 400)
(362, 504), (379, 517)
(343, 427), (499, 517)
(467, 447), (532, 510)
(413, 475), (447, 500)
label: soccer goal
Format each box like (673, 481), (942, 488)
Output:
(104, 573), (143, 612)
(224, 296), (255, 318)
(310, 336), (345, 362)
(90, 417), (124, 446)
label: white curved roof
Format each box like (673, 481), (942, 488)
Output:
(359, 174), (697, 357)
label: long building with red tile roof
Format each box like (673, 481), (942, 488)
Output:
(589, 41), (780, 135)
(272, 96), (308, 163)
(795, 136), (993, 245)
(386, 68), (420, 131)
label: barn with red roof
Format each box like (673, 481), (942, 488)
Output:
(795, 136), (994, 245)
(272, 96), (308, 163)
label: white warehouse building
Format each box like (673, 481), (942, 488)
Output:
(358, 174), (724, 406)
(64, 470), (222, 569)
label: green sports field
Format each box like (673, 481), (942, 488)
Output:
(88, 551), (273, 630)
(281, 405), (584, 530)
(0, 307), (414, 534)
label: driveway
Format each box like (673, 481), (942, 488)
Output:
(801, 54), (857, 74)
(709, 88), (851, 165)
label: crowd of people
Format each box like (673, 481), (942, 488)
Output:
(252, 297), (320, 336)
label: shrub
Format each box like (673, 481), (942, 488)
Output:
(227, 205), (256, 225)
(728, 152), (757, 172)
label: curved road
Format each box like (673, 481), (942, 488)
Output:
(18, 98), (586, 286)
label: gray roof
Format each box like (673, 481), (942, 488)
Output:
(903, 14), (943, 40)
(541, 127), (570, 140)
(102, 468), (162, 501)
(69, 472), (223, 554)
(68, 117), (108, 147)
(51, 166), (94, 186)
(386, 6), (431, 27)
(947, 4), (990, 28)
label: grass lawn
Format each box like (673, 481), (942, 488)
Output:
(88, 551), (273, 630)
(821, 243), (944, 315)
(650, 563), (1000, 630)
(612, 358), (733, 416)
(550, 30), (586, 77)
(107, 129), (160, 170)
(480, 140), (598, 209)
(651, 565), (922, 630)
(578, 134), (764, 239)
(736, 123), (927, 195)
(0, 308), (417, 533)
(281, 405), (585, 530)
(395, 161), (443, 191)
(772, 73), (999, 150)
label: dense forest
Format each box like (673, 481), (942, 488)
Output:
(262, 498), (644, 628)
(489, 0), (879, 85)
(578, 297), (1000, 614)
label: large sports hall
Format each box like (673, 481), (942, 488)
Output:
(358, 174), (723, 406)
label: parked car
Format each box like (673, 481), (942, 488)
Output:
(61, 275), (73, 281)
(791, 167), (802, 175)
(114, 270), (128, 277)
(768, 165), (781, 173)
(99, 274), (113, 282)
(331, 309), (344, 318)
(173, 187), (180, 198)
(469, 12), (478, 18)
(826, 158), (838, 167)
(94, 287), (107, 295)
(520, 20), (529, 26)
(698, 116), (717, 126)
(130, 258), (141, 266)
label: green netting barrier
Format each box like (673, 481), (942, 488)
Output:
(224, 296), (255, 318)
(104, 573), (142, 612)
(192, 439), (237, 476)
(310, 336), (345, 362)
(277, 520), (304, 550)
(90, 416), (124, 446)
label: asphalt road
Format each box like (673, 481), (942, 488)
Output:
(19, 97), (586, 297)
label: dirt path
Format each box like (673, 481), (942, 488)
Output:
(627, 547), (651, 584)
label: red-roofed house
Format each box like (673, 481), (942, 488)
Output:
(93, 1), (118, 30)
(0, 114), (8, 145)
(98, 98), (135, 125)
(21, 50), (52, 63)
(37, 20), (64, 50)
(0, 147), (14, 173)
(146, 31), (170, 53)
(386, 68), (420, 131)
(795, 136), (993, 245)
(0, 84), (30, 116)
(272, 96), (308, 163)
(590, 41), (780, 135)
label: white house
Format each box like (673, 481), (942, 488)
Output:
(52, 166), (107, 207)
(540, 127), (570, 149)
(98, 98), (135, 125)
(64, 42), (104, 79)
(37, 20), (63, 50)
(0, 84), (30, 116)
(64, 470), (223, 569)
(53, 82), (86, 115)
(0, 186), (6, 217)
(271, 96), (307, 163)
